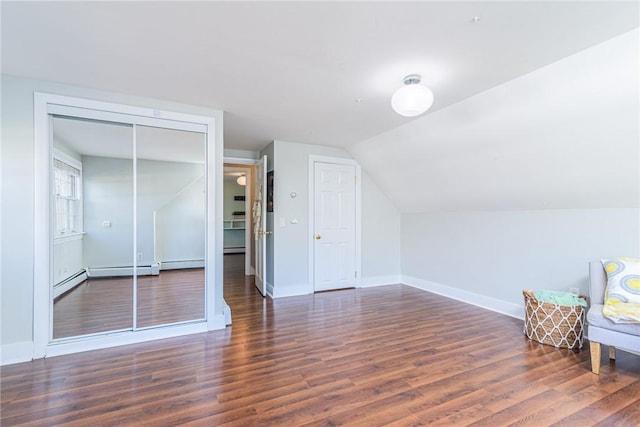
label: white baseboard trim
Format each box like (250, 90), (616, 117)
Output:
(269, 278), (405, 297)
(160, 259), (205, 270)
(1, 341), (34, 366)
(44, 322), (209, 359)
(358, 275), (402, 288)
(266, 281), (274, 297)
(271, 282), (313, 298)
(224, 302), (232, 325)
(208, 313), (228, 330)
(54, 271), (88, 298)
(402, 275), (523, 320)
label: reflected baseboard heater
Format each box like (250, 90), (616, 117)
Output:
(159, 259), (205, 270)
(87, 262), (161, 278)
(54, 270), (88, 299)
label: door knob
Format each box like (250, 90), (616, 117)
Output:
(315, 234), (322, 240)
(259, 230), (272, 236)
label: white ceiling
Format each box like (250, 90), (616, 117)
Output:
(2, 1), (638, 153)
(3, 2), (638, 213)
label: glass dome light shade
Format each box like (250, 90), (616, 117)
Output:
(236, 175), (246, 186)
(391, 83), (434, 117)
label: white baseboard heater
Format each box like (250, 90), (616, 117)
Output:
(86, 263), (161, 278)
(159, 259), (205, 270)
(54, 270), (88, 299)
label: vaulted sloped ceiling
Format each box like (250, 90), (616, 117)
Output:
(2, 1), (638, 212)
(349, 29), (639, 212)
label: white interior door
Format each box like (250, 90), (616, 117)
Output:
(313, 162), (356, 291)
(253, 155), (267, 296)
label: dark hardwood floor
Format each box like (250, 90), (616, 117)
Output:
(2, 254), (639, 426)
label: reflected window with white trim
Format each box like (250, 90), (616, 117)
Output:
(54, 157), (82, 236)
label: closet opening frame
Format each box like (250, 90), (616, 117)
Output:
(33, 92), (225, 359)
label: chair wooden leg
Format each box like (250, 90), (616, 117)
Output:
(590, 341), (601, 374)
(609, 346), (616, 360)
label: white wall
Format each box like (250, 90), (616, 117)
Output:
(360, 171), (401, 286)
(269, 140), (401, 297)
(2, 76), (38, 351)
(224, 148), (258, 160)
(1, 75), (222, 363)
(402, 209), (640, 317)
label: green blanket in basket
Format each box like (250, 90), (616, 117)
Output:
(534, 290), (587, 307)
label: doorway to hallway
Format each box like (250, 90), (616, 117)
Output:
(223, 253), (265, 319)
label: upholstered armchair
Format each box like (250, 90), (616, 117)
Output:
(587, 261), (640, 374)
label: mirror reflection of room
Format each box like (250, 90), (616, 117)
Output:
(51, 117), (206, 339)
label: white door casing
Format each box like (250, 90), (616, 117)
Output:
(310, 157), (361, 292)
(253, 155), (267, 296)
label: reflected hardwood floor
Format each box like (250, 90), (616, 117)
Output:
(53, 268), (205, 338)
(3, 257), (640, 426)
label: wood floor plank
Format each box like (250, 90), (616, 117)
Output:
(307, 389), (425, 427)
(593, 399), (640, 427)
(550, 380), (640, 426)
(2, 253), (639, 426)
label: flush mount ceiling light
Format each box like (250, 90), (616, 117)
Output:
(236, 175), (246, 186)
(391, 74), (434, 117)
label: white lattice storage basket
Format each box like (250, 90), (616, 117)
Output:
(523, 290), (586, 349)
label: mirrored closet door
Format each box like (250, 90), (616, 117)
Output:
(52, 117), (134, 339)
(135, 125), (206, 328)
(51, 116), (207, 340)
